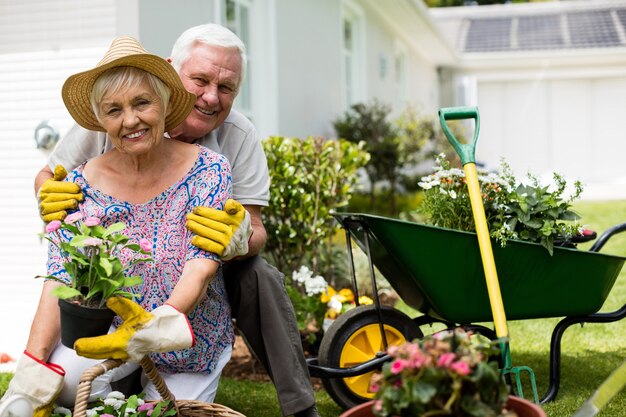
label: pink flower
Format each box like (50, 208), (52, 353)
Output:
(390, 359), (406, 374)
(139, 238), (152, 252)
(369, 383), (379, 393)
(101, 414), (116, 417)
(82, 237), (103, 247)
(65, 212), (83, 224)
(437, 352), (456, 368)
(138, 403), (154, 412)
(409, 349), (428, 368)
(45, 220), (62, 233)
(450, 360), (471, 376)
(84, 217), (101, 227)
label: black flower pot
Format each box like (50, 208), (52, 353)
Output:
(58, 299), (115, 348)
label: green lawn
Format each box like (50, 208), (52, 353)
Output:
(1, 200), (625, 417)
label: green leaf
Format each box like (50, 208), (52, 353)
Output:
(103, 222), (126, 237)
(51, 286), (82, 300)
(99, 258), (113, 276)
(127, 394), (139, 410)
(152, 402), (163, 417)
(123, 275), (143, 287)
(412, 380), (437, 403)
(69, 235), (93, 247)
(35, 274), (62, 281)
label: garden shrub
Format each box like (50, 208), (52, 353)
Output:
(334, 102), (464, 215)
(261, 136), (370, 278)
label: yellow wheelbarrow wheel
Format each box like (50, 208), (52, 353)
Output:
(318, 305), (421, 409)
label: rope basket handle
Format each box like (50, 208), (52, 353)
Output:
(73, 356), (179, 417)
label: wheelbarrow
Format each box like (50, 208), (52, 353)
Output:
(306, 106), (626, 410)
(306, 202), (626, 409)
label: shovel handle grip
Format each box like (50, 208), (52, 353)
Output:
(438, 106), (480, 165)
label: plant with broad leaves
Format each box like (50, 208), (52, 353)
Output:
(261, 136), (369, 277)
(37, 212), (152, 308)
(417, 154), (583, 255)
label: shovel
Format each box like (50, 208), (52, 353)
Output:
(438, 106), (538, 403)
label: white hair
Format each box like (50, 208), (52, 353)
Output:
(91, 67), (171, 124)
(170, 23), (247, 86)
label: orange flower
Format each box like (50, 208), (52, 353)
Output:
(358, 295), (374, 305)
(338, 288), (355, 303)
(320, 285), (337, 303)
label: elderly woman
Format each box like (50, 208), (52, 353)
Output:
(0, 37), (235, 415)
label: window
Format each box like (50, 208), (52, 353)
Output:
(222, 0), (252, 118)
(341, 2), (365, 110)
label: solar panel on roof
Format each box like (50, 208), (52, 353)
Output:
(614, 8), (626, 36)
(465, 17), (512, 52)
(567, 10), (620, 48)
(518, 14), (564, 50)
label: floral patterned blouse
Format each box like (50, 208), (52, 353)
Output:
(46, 145), (234, 374)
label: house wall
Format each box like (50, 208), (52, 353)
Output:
(272, 0), (443, 139)
(135, 0), (218, 58)
(0, 0), (118, 358)
(274, 0), (343, 138)
(465, 62), (626, 199)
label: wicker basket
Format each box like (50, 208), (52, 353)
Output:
(73, 356), (246, 417)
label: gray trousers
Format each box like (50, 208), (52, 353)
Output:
(223, 256), (315, 416)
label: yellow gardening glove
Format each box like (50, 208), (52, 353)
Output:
(37, 165), (83, 222)
(74, 297), (194, 362)
(185, 199), (253, 261)
(0, 352), (65, 417)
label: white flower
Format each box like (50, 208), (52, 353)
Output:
(304, 275), (328, 296)
(53, 407), (72, 416)
(449, 190), (457, 199)
(292, 266), (312, 283)
(124, 407), (137, 416)
(327, 295), (343, 311)
(86, 407), (106, 417)
(104, 398), (125, 409)
(418, 181), (432, 190)
(106, 391), (126, 400)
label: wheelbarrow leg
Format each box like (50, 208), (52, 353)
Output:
(540, 304), (626, 404)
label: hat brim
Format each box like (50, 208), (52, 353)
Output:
(62, 54), (196, 132)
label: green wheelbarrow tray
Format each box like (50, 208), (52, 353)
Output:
(335, 212), (625, 324)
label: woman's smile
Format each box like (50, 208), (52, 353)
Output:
(123, 129), (149, 141)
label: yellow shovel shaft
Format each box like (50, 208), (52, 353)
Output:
(463, 163), (508, 338)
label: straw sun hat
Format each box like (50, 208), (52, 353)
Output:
(62, 36), (196, 132)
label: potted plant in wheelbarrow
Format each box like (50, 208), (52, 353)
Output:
(340, 328), (546, 417)
(37, 212), (152, 348)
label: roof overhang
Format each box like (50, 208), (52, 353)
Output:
(361, 0), (459, 66)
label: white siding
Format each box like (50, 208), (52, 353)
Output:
(476, 73), (626, 199)
(0, 0), (116, 358)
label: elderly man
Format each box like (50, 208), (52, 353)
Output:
(32, 24), (318, 417)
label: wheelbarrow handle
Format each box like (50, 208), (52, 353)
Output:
(438, 106), (480, 166)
